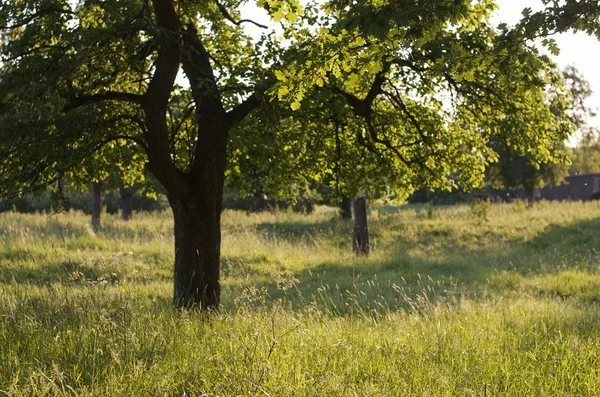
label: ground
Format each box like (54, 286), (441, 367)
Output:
(1, 200), (600, 395)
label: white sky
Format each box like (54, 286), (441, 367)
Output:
(494, 0), (600, 130)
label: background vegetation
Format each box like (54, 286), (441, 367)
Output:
(1, 201), (600, 395)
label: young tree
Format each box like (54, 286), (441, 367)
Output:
(0, 0), (596, 310)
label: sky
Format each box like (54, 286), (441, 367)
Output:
(494, 0), (600, 130)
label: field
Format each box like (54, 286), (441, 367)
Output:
(1, 201), (600, 395)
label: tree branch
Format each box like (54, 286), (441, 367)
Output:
(329, 62), (390, 118)
(383, 88), (428, 144)
(63, 90), (144, 112)
(181, 25), (222, 107)
(139, 0), (197, 205)
(1, 44), (70, 62)
(144, 0), (182, 107)
(329, 86), (370, 118)
(215, 0), (269, 29)
(226, 94), (260, 127)
(108, 115), (150, 149)
(364, 62), (391, 105)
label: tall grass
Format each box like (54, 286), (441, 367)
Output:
(1, 201), (600, 395)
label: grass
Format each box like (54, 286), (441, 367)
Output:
(1, 200), (600, 395)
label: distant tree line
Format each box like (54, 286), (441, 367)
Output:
(0, 182), (167, 216)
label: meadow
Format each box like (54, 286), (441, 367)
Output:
(1, 200), (600, 396)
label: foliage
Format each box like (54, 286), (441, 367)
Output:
(0, 0), (264, 197)
(228, 0), (578, 202)
(516, 0), (600, 41)
(0, 0), (574, 201)
(571, 137), (600, 176)
(0, 184), (168, 214)
(1, 202), (600, 393)
(485, 66), (599, 198)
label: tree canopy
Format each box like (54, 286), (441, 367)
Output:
(228, 1), (587, 203)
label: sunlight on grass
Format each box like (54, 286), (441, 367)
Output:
(1, 201), (600, 395)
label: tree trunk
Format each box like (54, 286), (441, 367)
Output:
(353, 196), (369, 256)
(170, 196), (221, 310)
(91, 181), (102, 230)
(135, 8), (259, 310)
(340, 196), (352, 219)
(305, 201), (314, 215)
(524, 186), (535, 208)
(120, 187), (135, 221)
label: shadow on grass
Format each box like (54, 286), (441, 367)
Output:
(0, 250), (173, 285)
(526, 218), (599, 253)
(221, 254), (276, 279)
(226, 216), (600, 314)
(0, 257), (97, 284)
(3, 214), (599, 315)
(254, 219), (352, 244)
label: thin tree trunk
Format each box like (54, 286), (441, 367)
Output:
(305, 201), (314, 215)
(525, 186), (535, 208)
(91, 181), (102, 230)
(340, 196), (352, 219)
(120, 187), (135, 221)
(353, 196), (369, 256)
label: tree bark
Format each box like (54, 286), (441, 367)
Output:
(340, 195), (352, 219)
(167, 23), (242, 310)
(120, 186), (135, 221)
(170, 196), (221, 310)
(305, 200), (314, 215)
(91, 181), (102, 230)
(139, 1), (260, 311)
(524, 186), (535, 208)
(167, 131), (227, 310)
(352, 196), (369, 255)
(160, 106), (227, 310)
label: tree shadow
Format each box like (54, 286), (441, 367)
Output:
(254, 218), (352, 245)
(221, 254), (276, 279)
(0, 249), (172, 285)
(3, 213), (598, 318)
(0, 256), (98, 284)
(223, 216), (600, 315)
